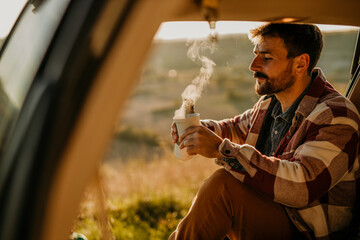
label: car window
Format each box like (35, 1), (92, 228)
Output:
(72, 21), (359, 239)
(0, 0), (70, 154)
(0, 0), (27, 51)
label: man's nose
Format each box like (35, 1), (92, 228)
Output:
(249, 57), (261, 72)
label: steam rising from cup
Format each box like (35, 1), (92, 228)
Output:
(173, 39), (216, 160)
(174, 40), (216, 119)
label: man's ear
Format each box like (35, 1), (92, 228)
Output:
(295, 53), (310, 74)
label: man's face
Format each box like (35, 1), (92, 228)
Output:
(249, 36), (295, 96)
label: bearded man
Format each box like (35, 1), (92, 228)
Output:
(169, 23), (360, 240)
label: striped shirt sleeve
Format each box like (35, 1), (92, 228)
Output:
(218, 98), (360, 208)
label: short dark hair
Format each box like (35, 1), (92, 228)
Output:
(250, 23), (323, 75)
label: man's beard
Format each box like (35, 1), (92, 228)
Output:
(254, 61), (295, 96)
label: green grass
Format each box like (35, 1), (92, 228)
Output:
(109, 197), (187, 240)
(74, 196), (187, 240)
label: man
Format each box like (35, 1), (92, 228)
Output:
(169, 23), (360, 239)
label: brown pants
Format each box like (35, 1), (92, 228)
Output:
(169, 168), (302, 240)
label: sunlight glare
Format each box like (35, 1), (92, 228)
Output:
(0, 0), (27, 39)
(155, 21), (359, 41)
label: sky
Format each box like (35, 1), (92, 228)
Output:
(154, 21), (359, 40)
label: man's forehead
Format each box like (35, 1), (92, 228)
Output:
(253, 36), (287, 55)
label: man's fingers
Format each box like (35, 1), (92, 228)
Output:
(172, 134), (178, 143)
(179, 138), (190, 149)
(185, 145), (197, 155)
(171, 122), (178, 143)
(179, 126), (199, 143)
(178, 141), (197, 155)
(171, 122), (177, 133)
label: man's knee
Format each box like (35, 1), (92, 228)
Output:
(209, 168), (245, 185)
(202, 168), (232, 190)
(200, 168), (247, 198)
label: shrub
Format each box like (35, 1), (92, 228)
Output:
(110, 197), (187, 240)
(73, 196), (189, 240)
(115, 126), (161, 147)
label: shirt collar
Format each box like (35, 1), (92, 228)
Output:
(271, 77), (313, 123)
(295, 68), (329, 118)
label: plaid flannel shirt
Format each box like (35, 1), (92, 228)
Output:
(202, 69), (360, 239)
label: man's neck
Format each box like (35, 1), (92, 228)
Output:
(275, 74), (312, 113)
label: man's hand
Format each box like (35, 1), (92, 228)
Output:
(171, 122), (179, 143)
(178, 125), (224, 159)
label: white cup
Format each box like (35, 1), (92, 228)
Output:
(173, 113), (200, 160)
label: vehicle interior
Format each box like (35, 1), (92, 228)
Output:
(0, 0), (359, 239)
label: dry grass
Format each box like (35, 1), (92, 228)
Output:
(102, 152), (220, 204)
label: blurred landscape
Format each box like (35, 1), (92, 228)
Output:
(73, 30), (358, 239)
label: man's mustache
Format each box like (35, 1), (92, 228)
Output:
(254, 72), (269, 80)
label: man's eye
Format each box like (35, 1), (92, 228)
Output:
(263, 57), (273, 61)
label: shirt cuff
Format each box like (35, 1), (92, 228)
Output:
(217, 138), (257, 176)
(218, 138), (236, 157)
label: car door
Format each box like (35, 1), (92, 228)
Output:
(0, 0), (135, 239)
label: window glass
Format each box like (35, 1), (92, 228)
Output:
(73, 21), (359, 239)
(0, 0), (70, 153)
(0, 0), (27, 50)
